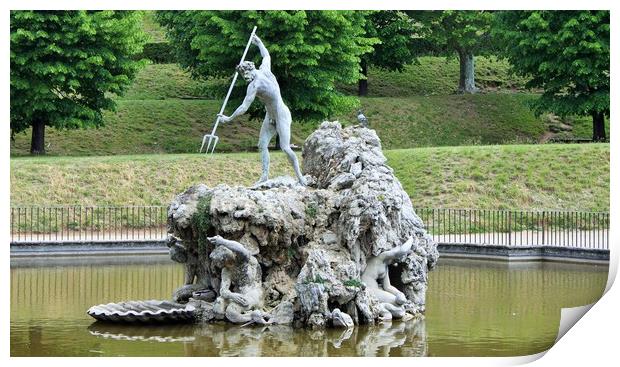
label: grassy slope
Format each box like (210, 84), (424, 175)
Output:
(339, 56), (531, 97)
(142, 11), (166, 43)
(10, 144), (610, 211)
(11, 59), (552, 156)
(9, 94), (545, 156)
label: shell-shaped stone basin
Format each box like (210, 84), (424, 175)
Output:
(87, 300), (196, 323)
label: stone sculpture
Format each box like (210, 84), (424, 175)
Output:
(330, 308), (354, 329)
(167, 235), (214, 303)
(361, 237), (415, 321)
(87, 123), (438, 328)
(165, 122), (438, 328)
(217, 35), (306, 185)
(208, 235), (270, 325)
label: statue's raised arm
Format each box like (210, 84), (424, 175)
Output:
(216, 32), (307, 186)
(207, 235), (252, 260)
(252, 35), (270, 71)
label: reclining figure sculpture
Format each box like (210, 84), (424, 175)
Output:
(361, 237), (416, 321)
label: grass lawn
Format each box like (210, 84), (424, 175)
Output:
(339, 56), (531, 97)
(11, 59), (602, 156)
(10, 143), (609, 212)
(10, 94), (546, 156)
(142, 11), (166, 43)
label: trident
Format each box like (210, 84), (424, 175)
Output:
(200, 26), (258, 155)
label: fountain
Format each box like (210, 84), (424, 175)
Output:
(89, 122), (438, 329)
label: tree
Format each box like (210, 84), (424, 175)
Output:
(156, 10), (376, 121)
(415, 10), (494, 94)
(495, 11), (609, 141)
(359, 11), (420, 96)
(10, 11), (147, 154)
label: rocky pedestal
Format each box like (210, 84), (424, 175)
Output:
(167, 122), (438, 328)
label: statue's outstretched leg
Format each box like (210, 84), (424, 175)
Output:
(225, 303), (253, 324)
(382, 303), (406, 319)
(225, 303), (271, 325)
(277, 107), (306, 185)
(257, 113), (276, 184)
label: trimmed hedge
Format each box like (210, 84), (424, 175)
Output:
(137, 42), (176, 64)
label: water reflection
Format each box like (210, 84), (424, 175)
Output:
(10, 255), (608, 357)
(425, 258), (608, 356)
(87, 318), (428, 357)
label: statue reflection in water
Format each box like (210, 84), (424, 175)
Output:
(87, 317), (427, 357)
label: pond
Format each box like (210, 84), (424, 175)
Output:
(10, 255), (608, 357)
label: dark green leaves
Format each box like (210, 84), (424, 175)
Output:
(10, 11), (147, 134)
(157, 10), (375, 121)
(495, 11), (609, 118)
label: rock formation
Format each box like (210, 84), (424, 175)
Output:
(166, 122), (438, 328)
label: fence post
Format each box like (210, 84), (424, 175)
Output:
(541, 211), (545, 245)
(508, 211), (512, 246)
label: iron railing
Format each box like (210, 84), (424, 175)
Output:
(10, 206), (167, 243)
(10, 206), (609, 250)
(418, 208), (609, 250)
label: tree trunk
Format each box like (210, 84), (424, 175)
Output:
(30, 117), (46, 155)
(358, 59), (368, 97)
(458, 50), (477, 94)
(592, 111), (606, 142)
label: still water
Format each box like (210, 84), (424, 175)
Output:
(10, 255), (608, 357)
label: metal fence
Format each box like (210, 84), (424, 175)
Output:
(10, 206), (167, 242)
(9, 206), (609, 250)
(418, 208), (609, 250)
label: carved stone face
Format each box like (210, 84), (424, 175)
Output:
(210, 245), (236, 268)
(236, 61), (257, 82)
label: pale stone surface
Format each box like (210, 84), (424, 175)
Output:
(87, 300), (195, 323)
(362, 237), (416, 321)
(330, 308), (354, 329)
(166, 123), (438, 327)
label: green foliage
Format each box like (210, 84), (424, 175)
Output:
(305, 275), (328, 285)
(364, 11), (420, 71)
(494, 11), (609, 120)
(415, 10), (494, 56)
(305, 202), (318, 218)
(10, 11), (148, 147)
(408, 11), (495, 93)
(192, 195), (213, 253)
(156, 10), (376, 121)
(287, 246), (295, 259)
(343, 279), (363, 288)
(136, 42), (175, 64)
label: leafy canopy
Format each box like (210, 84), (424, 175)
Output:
(10, 10), (147, 134)
(156, 10), (377, 121)
(415, 10), (494, 55)
(494, 11), (609, 118)
(364, 11), (421, 71)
